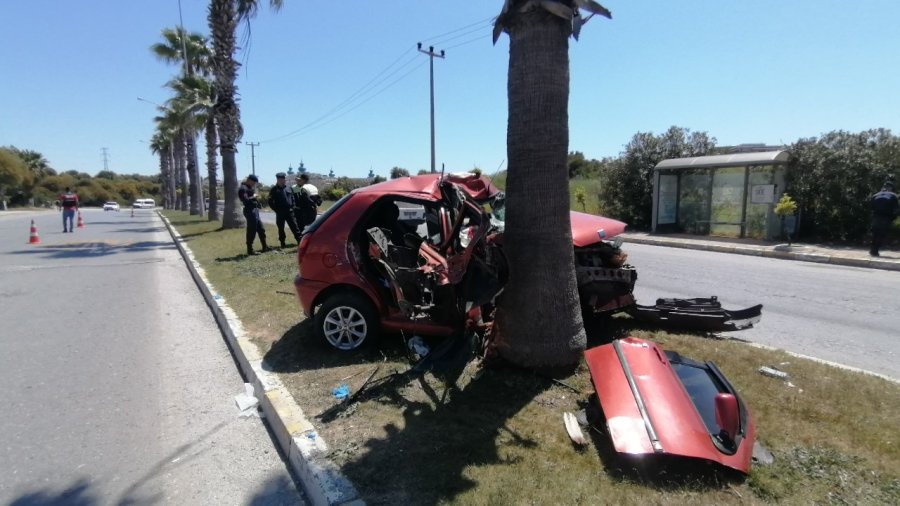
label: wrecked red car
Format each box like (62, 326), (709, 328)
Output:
(294, 173), (637, 351)
(585, 337), (756, 473)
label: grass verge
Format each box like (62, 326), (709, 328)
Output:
(164, 210), (900, 505)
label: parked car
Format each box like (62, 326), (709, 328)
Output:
(103, 201), (120, 212)
(294, 173), (636, 351)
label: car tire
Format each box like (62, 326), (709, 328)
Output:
(315, 293), (380, 351)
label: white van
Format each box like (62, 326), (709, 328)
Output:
(132, 199), (156, 209)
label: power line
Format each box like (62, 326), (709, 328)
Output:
(261, 16), (494, 144)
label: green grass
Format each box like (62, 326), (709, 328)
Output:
(164, 210), (900, 505)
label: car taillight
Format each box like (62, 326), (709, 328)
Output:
(297, 235), (311, 265)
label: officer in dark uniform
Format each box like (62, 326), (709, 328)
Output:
(870, 179), (899, 257)
(267, 172), (301, 248)
(238, 174), (269, 255)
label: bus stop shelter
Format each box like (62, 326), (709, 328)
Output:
(651, 150), (790, 240)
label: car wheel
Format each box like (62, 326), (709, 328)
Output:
(315, 293), (379, 351)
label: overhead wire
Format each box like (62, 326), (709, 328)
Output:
(261, 16), (494, 143)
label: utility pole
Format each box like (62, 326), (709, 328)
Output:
(101, 147), (110, 172)
(245, 142), (259, 176)
(417, 43), (445, 173)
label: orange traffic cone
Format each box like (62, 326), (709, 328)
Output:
(77, 211), (85, 229)
(28, 220), (41, 244)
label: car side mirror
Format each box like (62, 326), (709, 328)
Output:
(715, 393), (740, 441)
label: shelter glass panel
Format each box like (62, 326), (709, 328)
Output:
(710, 167), (745, 237)
(677, 170), (711, 235)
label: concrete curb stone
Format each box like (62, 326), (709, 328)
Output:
(622, 234), (900, 272)
(158, 212), (363, 506)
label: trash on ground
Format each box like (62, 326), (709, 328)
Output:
(234, 382), (259, 415)
(332, 384), (350, 401)
(758, 366), (789, 379)
(407, 336), (430, 359)
(563, 412), (588, 446)
(752, 441), (775, 466)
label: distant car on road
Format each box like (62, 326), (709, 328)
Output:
(103, 202), (120, 212)
(132, 199), (156, 209)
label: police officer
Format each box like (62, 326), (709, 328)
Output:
(268, 172), (301, 248)
(870, 179), (899, 257)
(292, 173), (321, 231)
(238, 174), (269, 255)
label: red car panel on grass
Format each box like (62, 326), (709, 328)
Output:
(585, 337), (755, 474)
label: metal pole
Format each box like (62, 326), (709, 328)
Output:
(417, 43), (445, 173)
(246, 142), (259, 175)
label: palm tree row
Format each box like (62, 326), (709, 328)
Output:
(148, 27), (217, 219)
(146, 1), (282, 226)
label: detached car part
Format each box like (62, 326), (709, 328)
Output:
(584, 337), (755, 474)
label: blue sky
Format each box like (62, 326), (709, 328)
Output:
(2, 1), (899, 182)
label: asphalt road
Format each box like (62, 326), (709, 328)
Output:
(0, 209), (304, 505)
(626, 242), (900, 380)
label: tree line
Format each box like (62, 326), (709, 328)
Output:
(0, 146), (159, 207)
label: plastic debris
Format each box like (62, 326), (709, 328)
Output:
(407, 336), (430, 359)
(752, 441), (775, 466)
(563, 412), (588, 446)
(758, 366), (789, 380)
(234, 382), (259, 415)
(332, 384), (350, 400)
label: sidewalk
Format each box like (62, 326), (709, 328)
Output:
(620, 232), (900, 272)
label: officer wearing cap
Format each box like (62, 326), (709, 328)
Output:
(267, 172), (301, 248)
(239, 174), (269, 255)
(870, 178), (899, 257)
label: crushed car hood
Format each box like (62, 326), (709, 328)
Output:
(585, 337), (755, 474)
(570, 211), (627, 247)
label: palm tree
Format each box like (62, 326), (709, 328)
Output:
(149, 133), (173, 208)
(169, 74), (220, 221)
(152, 27), (212, 215)
(208, 0), (283, 228)
(155, 109), (189, 211)
(491, 0), (611, 370)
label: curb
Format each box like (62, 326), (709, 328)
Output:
(622, 235), (900, 272)
(158, 212), (363, 506)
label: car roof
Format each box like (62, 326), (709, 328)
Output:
(354, 173), (500, 201)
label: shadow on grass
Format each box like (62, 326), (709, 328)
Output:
(338, 365), (550, 505)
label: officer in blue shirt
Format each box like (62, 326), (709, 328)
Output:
(870, 179), (899, 257)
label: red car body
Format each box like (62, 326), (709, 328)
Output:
(585, 337), (756, 473)
(294, 173), (636, 350)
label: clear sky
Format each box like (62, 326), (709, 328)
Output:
(2, 1), (899, 182)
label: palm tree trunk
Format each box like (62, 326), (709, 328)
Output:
(166, 146), (177, 210)
(209, 0), (244, 229)
(492, 8), (586, 371)
(206, 116), (221, 221)
(185, 132), (200, 215)
(175, 134), (188, 211)
(158, 151), (170, 209)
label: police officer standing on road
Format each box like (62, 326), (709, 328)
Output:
(239, 174), (270, 256)
(870, 178), (899, 257)
(268, 172), (301, 248)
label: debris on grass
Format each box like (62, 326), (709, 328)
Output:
(758, 366), (789, 379)
(332, 384), (350, 401)
(563, 412), (588, 446)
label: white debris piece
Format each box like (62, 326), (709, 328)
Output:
(235, 382), (259, 414)
(758, 366), (789, 380)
